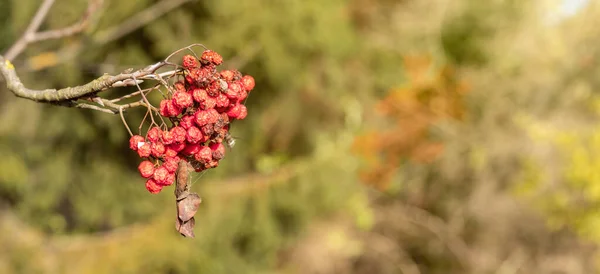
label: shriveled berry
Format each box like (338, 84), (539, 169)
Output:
(207, 81), (221, 97)
(145, 179), (162, 194)
(186, 126), (204, 143)
(227, 104), (243, 119)
(205, 160), (219, 169)
(180, 115), (195, 129)
(192, 88), (208, 103)
(200, 96), (216, 110)
(137, 142), (152, 158)
(174, 81), (186, 93)
(138, 160), (155, 178)
(210, 143), (226, 160)
(182, 55), (199, 70)
(200, 124), (215, 136)
(129, 135), (145, 151)
(225, 82), (242, 100)
(237, 89), (248, 102)
(162, 130), (175, 145)
(165, 147), (178, 158)
(195, 146), (213, 163)
(163, 173), (175, 186)
(201, 50), (223, 65)
(220, 70), (235, 82)
(147, 127), (162, 142)
(195, 110), (212, 127)
(153, 166), (169, 184)
(215, 93), (230, 108)
(159, 100), (170, 117)
(241, 75), (255, 91)
(172, 91), (193, 109)
(151, 142), (166, 157)
(172, 126), (187, 143)
(166, 100), (182, 117)
(237, 104), (248, 120)
(163, 156), (180, 173)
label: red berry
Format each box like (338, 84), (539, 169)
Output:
(237, 89), (248, 102)
(226, 104), (243, 119)
(153, 166), (169, 184)
(129, 135), (145, 151)
(137, 142), (151, 158)
(138, 160), (155, 178)
(241, 75), (255, 91)
(210, 143), (226, 160)
(166, 100), (182, 117)
(163, 156), (180, 173)
(159, 100), (170, 117)
(172, 91), (193, 109)
(162, 130), (175, 145)
(195, 110), (212, 127)
(207, 81), (221, 97)
(201, 50), (223, 65)
(195, 146), (213, 163)
(186, 126), (204, 143)
(200, 124), (215, 136)
(224, 82), (242, 99)
(169, 142), (186, 152)
(172, 126), (187, 143)
(192, 88), (208, 103)
(215, 93), (230, 108)
(163, 173), (175, 186)
(220, 70), (235, 82)
(182, 143), (202, 156)
(165, 147), (178, 158)
(182, 55), (199, 70)
(237, 104), (248, 120)
(151, 142), (166, 157)
(201, 96), (217, 110)
(180, 115), (195, 129)
(145, 179), (162, 194)
(174, 81), (186, 93)
(147, 127), (162, 142)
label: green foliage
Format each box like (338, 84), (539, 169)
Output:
(1, 0), (599, 273)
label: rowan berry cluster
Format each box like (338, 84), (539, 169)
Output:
(129, 50), (255, 194)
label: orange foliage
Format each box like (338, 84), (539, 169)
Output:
(352, 55), (470, 190)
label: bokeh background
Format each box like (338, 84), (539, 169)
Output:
(1, 0), (600, 273)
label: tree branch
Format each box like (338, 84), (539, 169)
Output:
(0, 55), (167, 103)
(4, 0), (56, 60)
(30, 0), (103, 43)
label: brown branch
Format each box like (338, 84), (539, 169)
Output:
(0, 55), (167, 103)
(30, 0), (102, 43)
(4, 0), (102, 61)
(4, 0), (56, 60)
(94, 0), (193, 45)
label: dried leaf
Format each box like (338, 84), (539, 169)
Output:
(177, 217), (196, 238)
(177, 193), (201, 222)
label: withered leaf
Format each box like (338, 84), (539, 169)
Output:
(177, 217), (196, 238)
(177, 193), (201, 222)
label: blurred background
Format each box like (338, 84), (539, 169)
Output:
(1, 0), (600, 273)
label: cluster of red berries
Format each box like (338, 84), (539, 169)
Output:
(129, 50), (255, 194)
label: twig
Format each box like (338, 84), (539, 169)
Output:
(74, 102), (116, 114)
(29, 0), (102, 43)
(120, 107), (133, 136)
(4, 0), (56, 60)
(94, 0), (193, 45)
(0, 56), (166, 102)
